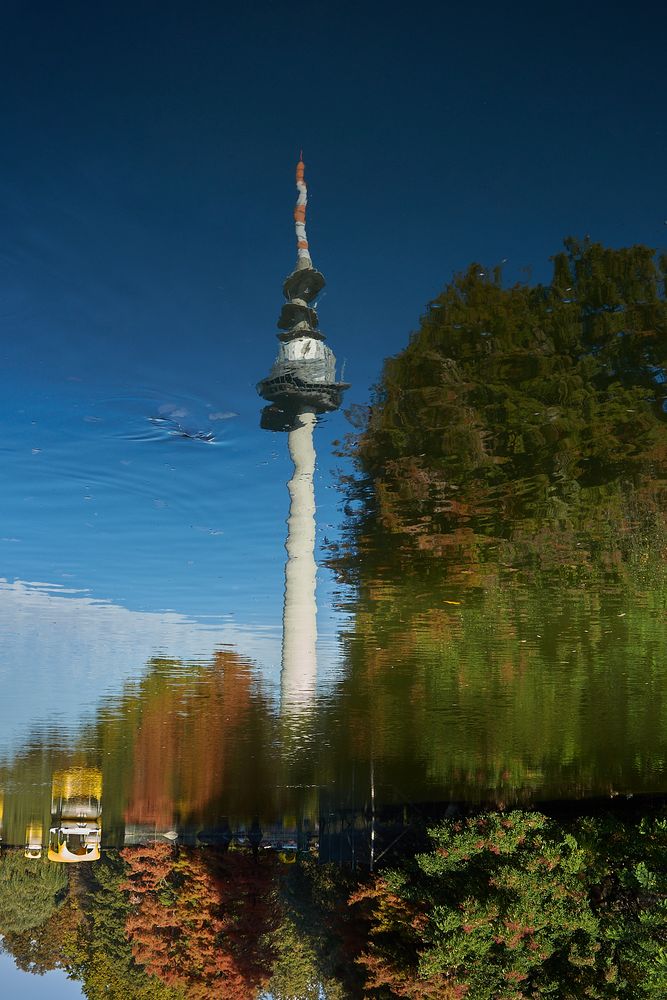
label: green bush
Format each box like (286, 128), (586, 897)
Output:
(352, 810), (667, 999)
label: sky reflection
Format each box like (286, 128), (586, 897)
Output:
(0, 578), (344, 757)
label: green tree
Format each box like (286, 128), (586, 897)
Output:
(323, 238), (667, 807)
(350, 810), (667, 1000)
(338, 239), (667, 581)
(575, 812), (667, 998)
(0, 849), (67, 935)
(263, 858), (361, 1000)
(0, 897), (81, 975)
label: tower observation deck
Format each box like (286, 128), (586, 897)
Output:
(257, 159), (350, 432)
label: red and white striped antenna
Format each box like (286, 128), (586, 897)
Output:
(294, 154), (312, 270)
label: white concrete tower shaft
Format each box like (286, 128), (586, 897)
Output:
(281, 407), (318, 712)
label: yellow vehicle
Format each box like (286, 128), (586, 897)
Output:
(25, 821), (43, 859)
(48, 768), (102, 863)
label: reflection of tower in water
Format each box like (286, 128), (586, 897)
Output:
(258, 159), (349, 711)
(282, 407), (318, 708)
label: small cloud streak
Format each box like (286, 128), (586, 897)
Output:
(208, 411), (238, 421)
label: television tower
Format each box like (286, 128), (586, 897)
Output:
(258, 159), (349, 710)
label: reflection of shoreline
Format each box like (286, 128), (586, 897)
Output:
(6, 567), (666, 831)
(0, 578), (282, 756)
(281, 409), (318, 712)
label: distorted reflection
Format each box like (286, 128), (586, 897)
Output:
(280, 409), (319, 713)
(48, 769), (102, 864)
(24, 821), (43, 860)
(258, 157), (349, 718)
(2, 219), (667, 996)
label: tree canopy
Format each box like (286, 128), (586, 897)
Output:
(350, 809), (667, 999)
(339, 239), (667, 581)
(0, 850), (67, 936)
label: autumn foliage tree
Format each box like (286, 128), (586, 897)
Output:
(123, 652), (275, 829)
(120, 842), (277, 999)
(51, 850), (182, 1000)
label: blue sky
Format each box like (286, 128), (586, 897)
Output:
(0, 951), (83, 998)
(4, 0), (665, 392)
